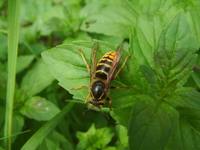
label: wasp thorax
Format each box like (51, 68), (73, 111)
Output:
(91, 81), (105, 99)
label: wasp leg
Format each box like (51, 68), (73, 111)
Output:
(114, 55), (130, 79)
(78, 48), (91, 74)
(70, 85), (88, 90)
(78, 42), (99, 82)
(106, 97), (112, 110)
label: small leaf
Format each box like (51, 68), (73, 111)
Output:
(20, 59), (54, 97)
(20, 96), (60, 121)
(76, 124), (114, 150)
(116, 125), (128, 148)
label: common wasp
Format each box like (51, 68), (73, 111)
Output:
(79, 42), (129, 109)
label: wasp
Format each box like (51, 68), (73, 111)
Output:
(79, 42), (129, 109)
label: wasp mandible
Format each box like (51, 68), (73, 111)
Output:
(79, 42), (129, 109)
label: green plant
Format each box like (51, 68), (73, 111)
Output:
(0, 0), (200, 150)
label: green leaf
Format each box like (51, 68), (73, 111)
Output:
(42, 41), (116, 101)
(21, 103), (74, 150)
(110, 88), (137, 126)
(81, 1), (136, 38)
(16, 55), (35, 73)
(166, 117), (200, 150)
(191, 54), (200, 89)
(12, 114), (24, 141)
(20, 59), (54, 98)
(20, 0), (83, 42)
(192, 70), (200, 89)
(20, 96), (60, 121)
(116, 125), (128, 148)
(128, 96), (179, 150)
(76, 124), (114, 150)
(173, 88), (200, 110)
(157, 13), (198, 52)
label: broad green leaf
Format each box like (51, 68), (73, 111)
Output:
(166, 117), (200, 150)
(76, 124), (114, 150)
(16, 55), (35, 73)
(170, 88), (200, 131)
(157, 13), (198, 52)
(42, 41), (117, 101)
(154, 13), (198, 91)
(129, 96), (178, 150)
(20, 59), (54, 98)
(178, 0), (200, 47)
(20, 96), (60, 121)
(21, 103), (74, 150)
(131, 15), (164, 67)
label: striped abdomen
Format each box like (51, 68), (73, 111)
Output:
(95, 51), (117, 80)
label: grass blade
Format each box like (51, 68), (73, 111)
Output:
(4, 0), (20, 149)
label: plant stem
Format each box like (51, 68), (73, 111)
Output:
(4, 0), (20, 149)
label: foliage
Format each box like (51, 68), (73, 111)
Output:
(0, 0), (200, 150)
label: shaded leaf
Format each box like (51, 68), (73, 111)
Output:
(20, 59), (54, 98)
(129, 96), (178, 150)
(16, 55), (35, 73)
(21, 103), (74, 150)
(81, 0), (136, 38)
(166, 118), (200, 150)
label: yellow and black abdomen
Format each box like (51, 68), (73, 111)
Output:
(95, 51), (116, 80)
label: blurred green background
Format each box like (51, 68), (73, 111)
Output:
(0, 0), (200, 150)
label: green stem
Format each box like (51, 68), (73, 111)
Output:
(4, 0), (20, 149)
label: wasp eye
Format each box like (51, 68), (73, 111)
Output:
(91, 81), (105, 99)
